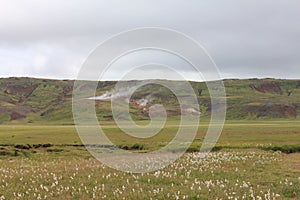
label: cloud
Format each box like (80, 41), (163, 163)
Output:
(0, 0), (299, 80)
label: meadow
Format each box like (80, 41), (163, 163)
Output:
(0, 120), (299, 199)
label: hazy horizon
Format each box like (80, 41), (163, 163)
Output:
(1, 75), (299, 82)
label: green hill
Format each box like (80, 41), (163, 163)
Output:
(1, 77), (300, 124)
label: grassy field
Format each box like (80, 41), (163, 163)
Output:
(0, 120), (299, 199)
(0, 120), (300, 149)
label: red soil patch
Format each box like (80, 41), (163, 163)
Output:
(250, 82), (283, 94)
(5, 84), (38, 97)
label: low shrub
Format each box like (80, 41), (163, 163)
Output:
(260, 145), (300, 154)
(130, 143), (145, 150)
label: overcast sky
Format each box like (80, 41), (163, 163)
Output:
(0, 0), (299, 80)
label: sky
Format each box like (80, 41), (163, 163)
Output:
(0, 0), (299, 81)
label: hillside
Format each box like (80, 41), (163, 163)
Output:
(0, 77), (300, 124)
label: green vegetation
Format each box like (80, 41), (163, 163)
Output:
(0, 122), (299, 199)
(0, 120), (300, 152)
(260, 145), (300, 154)
(0, 77), (300, 199)
(0, 147), (299, 199)
(1, 77), (300, 124)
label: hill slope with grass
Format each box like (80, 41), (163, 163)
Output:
(0, 77), (300, 124)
